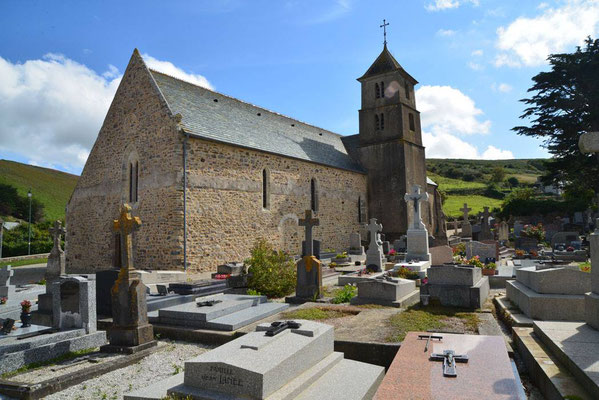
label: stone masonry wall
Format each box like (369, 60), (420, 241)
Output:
(185, 139), (368, 272)
(66, 50), (185, 273)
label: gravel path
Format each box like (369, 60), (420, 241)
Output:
(45, 340), (215, 400)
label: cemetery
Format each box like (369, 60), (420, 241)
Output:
(2, 9), (599, 400)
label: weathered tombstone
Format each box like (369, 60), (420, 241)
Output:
(288, 210), (323, 302)
(516, 237), (538, 253)
(393, 236), (406, 252)
(374, 332), (522, 400)
(514, 221), (524, 238)
(351, 276), (419, 308)
(430, 245), (454, 265)
(0, 265), (15, 298)
(574, 212), (584, 225)
(421, 265), (490, 309)
(52, 276), (96, 333)
(497, 220), (509, 242)
(479, 207), (494, 241)
(465, 241), (497, 262)
(348, 232), (365, 255)
(101, 204), (155, 353)
(365, 218), (384, 272)
(404, 185), (431, 263)
(124, 320), (385, 400)
(460, 203), (472, 238)
(551, 231), (580, 249)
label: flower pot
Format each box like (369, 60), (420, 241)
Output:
(415, 279), (422, 287)
(20, 312), (32, 327)
(482, 268), (496, 276)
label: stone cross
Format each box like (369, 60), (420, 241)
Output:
(365, 218), (383, 250)
(298, 209), (319, 257)
(49, 220), (66, 253)
(460, 203), (472, 222)
(404, 184), (429, 230)
(481, 207), (490, 228)
(113, 204), (141, 271)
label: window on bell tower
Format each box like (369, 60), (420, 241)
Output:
(380, 81), (384, 97)
(375, 114), (380, 130)
(405, 81), (410, 99)
(380, 113), (384, 130)
(375, 83), (380, 99)
(409, 113), (415, 131)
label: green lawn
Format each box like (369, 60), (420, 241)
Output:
(428, 173), (487, 192)
(0, 160), (78, 221)
(0, 257), (48, 268)
(443, 195), (504, 218)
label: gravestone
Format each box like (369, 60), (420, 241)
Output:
(288, 210), (323, 302)
(350, 276), (419, 308)
(101, 204), (155, 353)
(479, 207), (494, 241)
(497, 220), (509, 242)
(430, 245), (454, 265)
(421, 265), (490, 309)
(393, 236), (406, 252)
(514, 221), (524, 238)
(52, 276), (96, 333)
(125, 320), (385, 400)
(32, 221), (67, 326)
(301, 239), (321, 260)
(543, 223), (560, 242)
(574, 212), (584, 225)
(404, 185), (431, 263)
(0, 265), (15, 298)
(465, 241), (497, 262)
(515, 237), (538, 253)
(348, 232), (365, 255)
(460, 203), (472, 238)
(551, 231), (580, 249)
(365, 218), (384, 272)
(374, 332), (522, 400)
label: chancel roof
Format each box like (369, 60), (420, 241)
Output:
(150, 70), (365, 174)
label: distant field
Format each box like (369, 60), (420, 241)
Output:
(443, 195), (504, 218)
(427, 174), (486, 191)
(0, 160), (78, 221)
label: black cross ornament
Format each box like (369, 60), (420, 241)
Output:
(430, 349), (469, 377)
(264, 320), (301, 337)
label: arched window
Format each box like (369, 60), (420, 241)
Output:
(358, 196), (362, 223)
(380, 113), (385, 130)
(409, 113), (416, 131)
(375, 83), (380, 99)
(262, 169), (270, 209)
(310, 178), (318, 212)
(405, 81), (410, 99)
(128, 161), (138, 203)
(380, 81), (384, 97)
(375, 114), (380, 130)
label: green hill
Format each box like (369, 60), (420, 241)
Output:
(0, 160), (78, 221)
(426, 158), (548, 218)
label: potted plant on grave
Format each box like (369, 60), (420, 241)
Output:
(20, 300), (32, 327)
(334, 252), (350, 263)
(482, 262), (497, 276)
(0, 297), (7, 305)
(387, 249), (398, 262)
(514, 249), (525, 259)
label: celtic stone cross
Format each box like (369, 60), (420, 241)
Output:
(49, 220), (66, 252)
(113, 204), (141, 271)
(460, 203), (472, 221)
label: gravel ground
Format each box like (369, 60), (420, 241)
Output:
(45, 340), (215, 400)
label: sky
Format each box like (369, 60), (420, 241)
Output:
(1, 0), (599, 175)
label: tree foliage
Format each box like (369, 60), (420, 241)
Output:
(513, 37), (599, 199)
(0, 183), (45, 222)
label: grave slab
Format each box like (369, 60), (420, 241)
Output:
(374, 332), (524, 400)
(506, 280), (586, 321)
(350, 277), (419, 308)
(421, 265), (489, 309)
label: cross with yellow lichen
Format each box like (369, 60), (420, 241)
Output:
(113, 204), (141, 271)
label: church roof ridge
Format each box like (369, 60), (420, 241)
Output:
(148, 69), (347, 139)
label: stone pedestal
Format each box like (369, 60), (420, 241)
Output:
(461, 222), (472, 238)
(365, 245), (383, 272)
(421, 265), (489, 309)
(406, 228), (431, 263)
(287, 255), (322, 303)
(350, 277), (419, 308)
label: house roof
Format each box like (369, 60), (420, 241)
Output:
(358, 45), (418, 84)
(150, 70), (366, 174)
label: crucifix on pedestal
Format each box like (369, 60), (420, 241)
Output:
(299, 209), (319, 258)
(289, 209), (323, 301)
(461, 203), (472, 223)
(404, 184), (429, 230)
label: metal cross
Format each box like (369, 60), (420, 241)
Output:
(264, 321), (301, 337)
(460, 203), (472, 221)
(380, 19), (390, 45)
(404, 184), (429, 230)
(299, 209), (319, 257)
(430, 349), (469, 377)
(49, 220), (66, 252)
(113, 204), (142, 271)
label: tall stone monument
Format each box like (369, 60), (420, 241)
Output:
(365, 218), (384, 272)
(0, 265), (15, 298)
(404, 185), (431, 263)
(460, 203), (472, 238)
(101, 204), (155, 353)
(479, 206), (494, 241)
(497, 220), (509, 242)
(287, 210), (322, 303)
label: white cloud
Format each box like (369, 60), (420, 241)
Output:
(471, 49), (483, 56)
(495, 0), (599, 67)
(491, 82), (513, 92)
(302, 0), (353, 24)
(142, 54), (213, 90)
(426, 0), (478, 11)
(0, 52), (211, 173)
(468, 61), (484, 70)
(437, 29), (456, 36)
(417, 85), (512, 159)
(416, 85), (491, 136)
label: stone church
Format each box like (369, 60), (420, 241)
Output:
(66, 45), (445, 273)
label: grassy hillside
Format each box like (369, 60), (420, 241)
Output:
(0, 160), (78, 221)
(427, 158), (548, 218)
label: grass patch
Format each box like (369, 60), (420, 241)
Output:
(1, 347), (97, 378)
(443, 195), (503, 218)
(281, 307), (355, 320)
(386, 305), (481, 342)
(0, 257), (48, 268)
(428, 173), (487, 192)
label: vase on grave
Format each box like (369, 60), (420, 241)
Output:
(20, 312), (31, 327)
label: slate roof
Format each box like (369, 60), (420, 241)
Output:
(358, 45), (418, 84)
(150, 70), (366, 174)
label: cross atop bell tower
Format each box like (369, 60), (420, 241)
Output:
(380, 19), (389, 46)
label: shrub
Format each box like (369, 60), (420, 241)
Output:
(396, 267), (420, 280)
(245, 239), (296, 298)
(335, 252), (348, 259)
(484, 262), (497, 270)
(521, 223), (545, 242)
(331, 284), (357, 304)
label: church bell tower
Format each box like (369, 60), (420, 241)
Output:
(356, 42), (429, 240)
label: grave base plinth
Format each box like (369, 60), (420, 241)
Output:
(105, 323), (154, 348)
(100, 339), (157, 354)
(585, 292), (599, 330)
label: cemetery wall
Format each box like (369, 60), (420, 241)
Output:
(66, 50), (185, 273)
(185, 138), (368, 271)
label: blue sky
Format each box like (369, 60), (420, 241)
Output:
(1, 0), (598, 174)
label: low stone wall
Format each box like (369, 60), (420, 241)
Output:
(0, 253), (49, 263)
